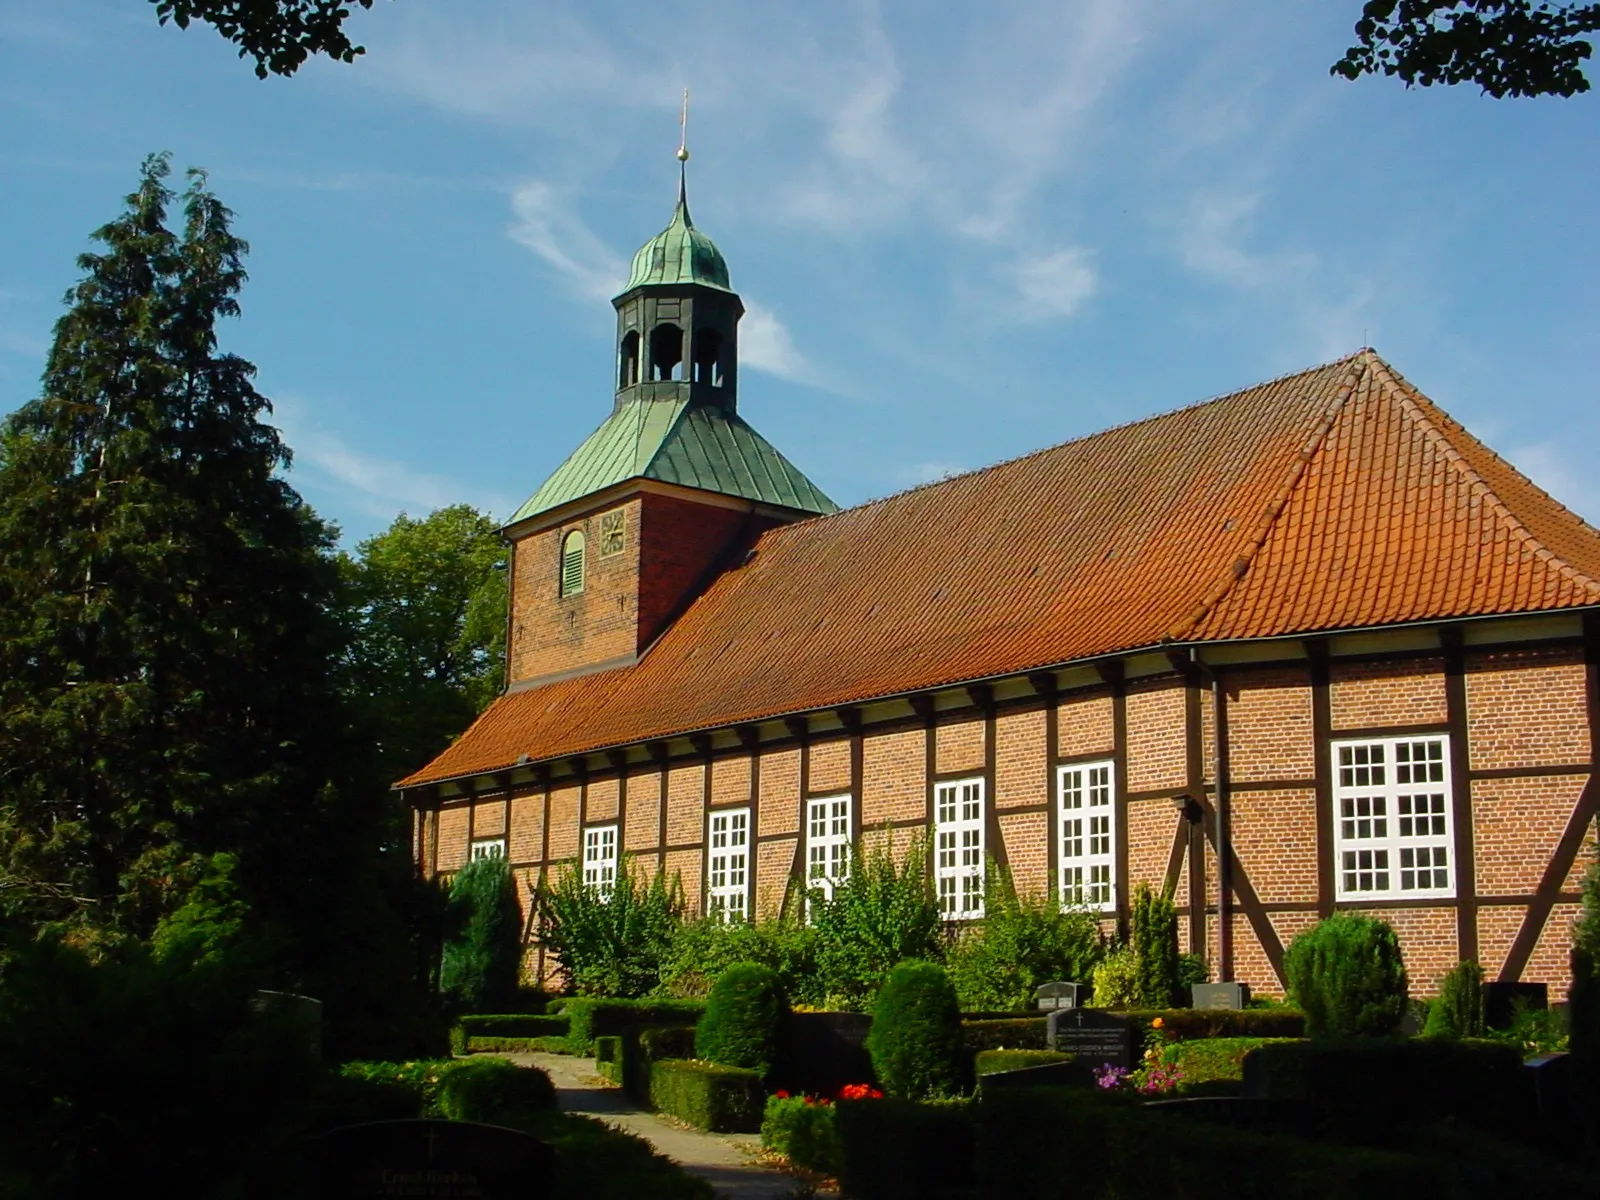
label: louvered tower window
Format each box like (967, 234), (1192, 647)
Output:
(559, 530), (585, 597)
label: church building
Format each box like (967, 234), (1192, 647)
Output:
(401, 170), (1600, 1001)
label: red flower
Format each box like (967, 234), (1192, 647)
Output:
(775, 1090), (791, 1099)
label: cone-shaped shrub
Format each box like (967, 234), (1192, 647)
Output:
(440, 855), (523, 1013)
(1423, 961), (1485, 1038)
(866, 960), (963, 1099)
(695, 962), (788, 1078)
(1284, 914), (1409, 1037)
(1130, 883), (1181, 1009)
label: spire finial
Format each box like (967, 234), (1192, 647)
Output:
(677, 88), (690, 163)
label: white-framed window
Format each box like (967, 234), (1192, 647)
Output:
(1058, 760), (1116, 911)
(707, 808), (750, 922)
(1332, 735), (1454, 901)
(806, 795), (852, 906)
(582, 824), (618, 898)
(469, 836), (507, 862)
(935, 777), (985, 919)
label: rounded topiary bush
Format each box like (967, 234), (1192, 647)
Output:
(1423, 960), (1485, 1039)
(865, 960), (963, 1099)
(695, 961), (788, 1078)
(1284, 914), (1409, 1037)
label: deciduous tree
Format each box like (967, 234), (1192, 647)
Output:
(151, 0), (387, 78)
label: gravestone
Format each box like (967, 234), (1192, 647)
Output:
(1034, 981), (1083, 1012)
(314, 1119), (553, 1199)
(1047, 1008), (1134, 1070)
(1190, 982), (1249, 1010)
(253, 989), (323, 1061)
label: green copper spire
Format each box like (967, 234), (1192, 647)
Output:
(622, 152), (732, 293)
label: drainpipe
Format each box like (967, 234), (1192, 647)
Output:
(1189, 649), (1232, 982)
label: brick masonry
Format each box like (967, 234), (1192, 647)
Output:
(425, 637), (1600, 1000)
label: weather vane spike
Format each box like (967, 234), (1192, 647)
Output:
(677, 88), (690, 163)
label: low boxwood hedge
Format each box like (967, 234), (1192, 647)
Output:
(962, 1017), (1048, 1051)
(450, 1013), (571, 1054)
(974, 1049), (1072, 1076)
(595, 1035), (623, 1084)
(647, 1059), (766, 1132)
(436, 1057), (558, 1122)
(834, 1096), (975, 1200)
(1242, 1037), (1523, 1138)
(562, 998), (705, 1054)
(1120, 1009), (1305, 1039)
(1167, 1037), (1298, 1094)
(760, 1094), (842, 1176)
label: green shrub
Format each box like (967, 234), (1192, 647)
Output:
(453, 1012), (569, 1053)
(835, 1096), (974, 1200)
(1572, 838), (1600, 1058)
(440, 854), (525, 1013)
(1090, 946), (1138, 1008)
(561, 997), (704, 1054)
(1424, 961), (1486, 1038)
(595, 1036), (623, 1084)
(1119, 1008), (1306, 1039)
(616, 1025), (701, 1104)
(658, 917), (822, 1005)
(1242, 1038), (1523, 1135)
(1284, 914), (1409, 1037)
(761, 1094), (842, 1174)
(810, 833), (945, 1009)
(867, 961), (964, 1100)
(534, 856), (686, 998)
(974, 1049), (1071, 1075)
(436, 1057), (557, 1123)
(1129, 883), (1180, 1009)
(1178, 952), (1209, 988)
(1163, 1037), (1298, 1092)
(647, 1059), (765, 1132)
(963, 1017), (1048, 1051)
(946, 865), (1105, 1011)
(694, 962), (787, 1077)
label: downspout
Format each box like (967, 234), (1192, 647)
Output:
(1190, 649), (1232, 982)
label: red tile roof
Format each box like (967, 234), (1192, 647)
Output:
(402, 350), (1600, 787)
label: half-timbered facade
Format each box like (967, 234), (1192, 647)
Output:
(401, 179), (1600, 1000)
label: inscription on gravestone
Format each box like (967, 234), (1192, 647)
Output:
(1047, 1008), (1134, 1070)
(1034, 981), (1082, 1012)
(315, 1119), (553, 1200)
(1190, 982), (1250, 1011)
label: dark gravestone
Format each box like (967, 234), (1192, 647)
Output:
(1034, 981), (1083, 1012)
(1047, 1009), (1134, 1070)
(314, 1119), (553, 1199)
(1190, 982), (1249, 1010)
(1482, 981), (1548, 1030)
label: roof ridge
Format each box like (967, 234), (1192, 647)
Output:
(1162, 355), (1370, 642)
(761, 350), (1372, 540)
(1362, 351), (1600, 598)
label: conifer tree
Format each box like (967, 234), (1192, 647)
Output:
(0, 154), (348, 938)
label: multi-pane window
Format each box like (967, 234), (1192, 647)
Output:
(1058, 760), (1116, 911)
(1332, 736), (1453, 900)
(707, 808), (750, 922)
(806, 795), (852, 905)
(935, 778), (985, 919)
(583, 824), (618, 899)
(469, 837), (507, 862)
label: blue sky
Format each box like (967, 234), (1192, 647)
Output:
(2, 1), (1597, 545)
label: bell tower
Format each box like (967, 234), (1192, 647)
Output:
(500, 115), (836, 692)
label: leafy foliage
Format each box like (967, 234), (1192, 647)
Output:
(1284, 914), (1410, 1037)
(534, 855), (685, 997)
(436, 1057), (558, 1123)
(946, 864), (1105, 1011)
(1090, 945), (1139, 1008)
(440, 854), (523, 1013)
(152, 0), (385, 77)
(809, 833), (945, 1009)
(339, 504), (506, 783)
(1423, 960), (1486, 1038)
(657, 915), (821, 1004)
(1571, 836), (1600, 1057)
(1333, 1), (1600, 97)
(1130, 883), (1181, 1009)
(761, 1093), (843, 1175)
(866, 960), (964, 1100)
(695, 961), (788, 1077)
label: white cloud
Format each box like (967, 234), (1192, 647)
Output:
(738, 302), (811, 382)
(272, 396), (517, 523)
(1011, 248), (1098, 320)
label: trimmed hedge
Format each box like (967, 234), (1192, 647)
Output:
(761, 1094), (842, 1175)
(695, 962), (787, 1077)
(452, 1013), (570, 1054)
(974, 1049), (1071, 1076)
(1166, 1037), (1298, 1094)
(647, 1059), (766, 1132)
(961, 1009), (1302, 1054)
(1242, 1037), (1524, 1136)
(834, 1097), (975, 1200)
(867, 961), (964, 1099)
(595, 1036), (623, 1084)
(437, 1057), (558, 1122)
(561, 998), (705, 1054)
(963, 1017), (1048, 1051)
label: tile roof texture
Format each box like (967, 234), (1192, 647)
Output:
(403, 350), (1600, 787)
